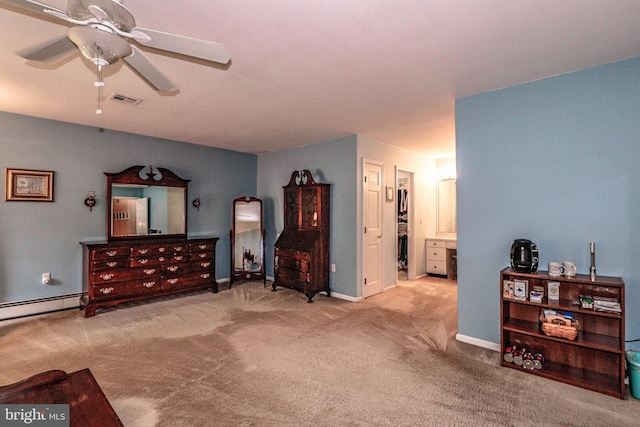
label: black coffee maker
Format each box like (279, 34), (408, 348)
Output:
(510, 239), (539, 273)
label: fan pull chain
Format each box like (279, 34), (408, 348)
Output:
(94, 63), (105, 115)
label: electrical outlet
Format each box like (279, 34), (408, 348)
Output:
(42, 272), (51, 285)
(331, 264), (336, 272)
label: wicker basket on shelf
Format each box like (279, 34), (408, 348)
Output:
(539, 313), (578, 340)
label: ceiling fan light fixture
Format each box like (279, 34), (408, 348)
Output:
(67, 26), (132, 65)
(67, 0), (136, 32)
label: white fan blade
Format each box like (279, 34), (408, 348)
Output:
(17, 35), (77, 63)
(123, 45), (177, 92)
(0, 0), (66, 19)
(132, 27), (230, 64)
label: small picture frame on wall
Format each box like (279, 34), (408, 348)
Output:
(386, 186), (394, 202)
(4, 168), (54, 202)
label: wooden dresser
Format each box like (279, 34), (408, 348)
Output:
(81, 237), (218, 317)
(273, 170), (330, 302)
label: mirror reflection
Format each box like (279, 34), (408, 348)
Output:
(106, 165), (189, 241)
(111, 184), (186, 237)
(437, 178), (457, 234)
(230, 197), (266, 287)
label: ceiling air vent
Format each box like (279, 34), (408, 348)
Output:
(109, 93), (143, 105)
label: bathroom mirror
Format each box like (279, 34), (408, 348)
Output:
(106, 165), (189, 240)
(437, 178), (457, 234)
(230, 196), (266, 287)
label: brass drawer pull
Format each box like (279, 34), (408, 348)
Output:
(143, 268), (156, 275)
(199, 244), (207, 249)
(106, 262), (117, 267)
(167, 278), (179, 285)
(138, 258), (149, 264)
(159, 257), (166, 262)
(99, 287), (114, 294)
(99, 273), (114, 281)
(175, 255), (184, 261)
(106, 251), (118, 257)
(137, 248), (149, 254)
(143, 281), (155, 288)
(175, 246), (183, 251)
(167, 266), (179, 272)
(200, 273), (211, 279)
(198, 253), (207, 258)
(158, 247), (166, 252)
(200, 262), (211, 268)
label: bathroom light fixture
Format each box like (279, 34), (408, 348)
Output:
(192, 194), (201, 211)
(84, 191), (96, 211)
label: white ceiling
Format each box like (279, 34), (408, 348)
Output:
(1, 1), (640, 157)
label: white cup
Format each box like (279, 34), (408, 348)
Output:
(563, 261), (577, 277)
(548, 262), (565, 277)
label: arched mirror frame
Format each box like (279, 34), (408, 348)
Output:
(106, 165), (189, 241)
(230, 196), (266, 287)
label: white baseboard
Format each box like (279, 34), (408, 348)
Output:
(330, 291), (362, 302)
(0, 294), (83, 321)
(455, 333), (500, 352)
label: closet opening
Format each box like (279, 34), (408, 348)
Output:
(396, 171), (411, 282)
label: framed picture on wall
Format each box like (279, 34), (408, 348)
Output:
(4, 168), (54, 202)
(386, 186), (394, 202)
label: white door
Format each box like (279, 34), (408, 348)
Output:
(363, 161), (383, 298)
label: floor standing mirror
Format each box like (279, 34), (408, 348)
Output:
(230, 196), (266, 287)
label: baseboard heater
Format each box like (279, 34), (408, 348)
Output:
(0, 293), (83, 321)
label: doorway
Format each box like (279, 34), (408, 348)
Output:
(363, 160), (383, 298)
(396, 169), (415, 282)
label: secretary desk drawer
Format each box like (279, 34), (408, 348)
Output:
(275, 268), (311, 284)
(275, 256), (310, 272)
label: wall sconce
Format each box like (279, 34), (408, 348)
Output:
(192, 194), (201, 211)
(84, 191), (96, 211)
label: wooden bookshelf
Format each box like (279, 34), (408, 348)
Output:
(500, 268), (625, 399)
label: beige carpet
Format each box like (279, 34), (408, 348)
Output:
(1, 277), (638, 426)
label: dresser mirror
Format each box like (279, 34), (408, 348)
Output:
(106, 165), (189, 240)
(437, 178), (457, 234)
(230, 196), (266, 286)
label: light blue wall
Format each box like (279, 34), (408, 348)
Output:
(0, 112), (256, 302)
(257, 135), (358, 297)
(456, 58), (640, 348)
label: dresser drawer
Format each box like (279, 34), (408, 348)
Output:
(128, 278), (160, 294)
(161, 271), (214, 290)
(426, 239), (446, 248)
(91, 282), (128, 299)
(189, 251), (214, 262)
(189, 259), (214, 272)
(162, 262), (189, 276)
(189, 241), (216, 252)
(427, 260), (447, 275)
(91, 258), (128, 271)
(91, 246), (129, 261)
(426, 247), (446, 261)
(90, 266), (160, 284)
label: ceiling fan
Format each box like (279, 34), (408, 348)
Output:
(0, 0), (231, 113)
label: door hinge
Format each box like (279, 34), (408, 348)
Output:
(364, 278), (367, 285)
(364, 176), (367, 182)
(364, 227), (367, 233)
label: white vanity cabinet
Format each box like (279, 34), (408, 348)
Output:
(426, 238), (457, 279)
